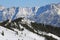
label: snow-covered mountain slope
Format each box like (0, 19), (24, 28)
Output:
(33, 3), (60, 27)
(0, 6), (38, 22)
(0, 17), (60, 40)
(0, 3), (60, 27)
(0, 21), (60, 40)
(0, 2), (60, 40)
(0, 26), (46, 40)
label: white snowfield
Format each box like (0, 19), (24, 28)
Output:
(0, 26), (45, 40)
(38, 31), (60, 40)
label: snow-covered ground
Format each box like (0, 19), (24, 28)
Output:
(0, 26), (45, 40)
(38, 31), (60, 40)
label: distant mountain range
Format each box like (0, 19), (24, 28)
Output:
(0, 3), (60, 27)
(0, 3), (60, 40)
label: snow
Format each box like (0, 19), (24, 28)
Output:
(0, 3), (60, 27)
(0, 26), (45, 40)
(38, 31), (60, 40)
(0, 3), (60, 40)
(0, 25), (59, 40)
(0, 6), (5, 11)
(57, 9), (60, 15)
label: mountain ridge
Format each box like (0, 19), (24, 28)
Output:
(0, 3), (60, 27)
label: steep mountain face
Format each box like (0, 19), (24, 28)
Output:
(33, 3), (60, 27)
(0, 6), (38, 22)
(0, 3), (60, 27)
(0, 7), (15, 22)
